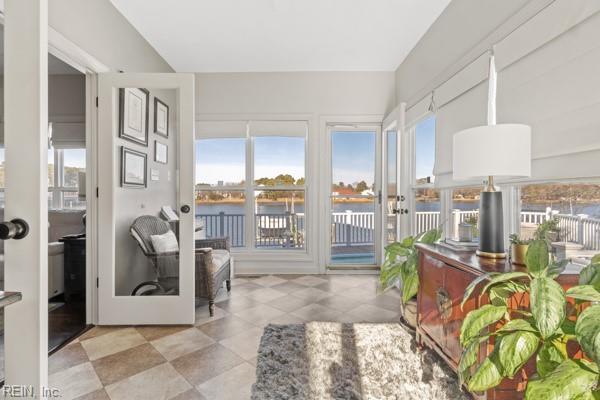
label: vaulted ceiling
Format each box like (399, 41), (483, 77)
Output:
(110, 0), (450, 72)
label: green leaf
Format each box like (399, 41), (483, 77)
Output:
(579, 263), (600, 289)
(384, 242), (412, 258)
(478, 272), (531, 300)
(530, 277), (566, 339)
(495, 318), (538, 334)
(460, 304), (507, 346)
(547, 259), (569, 279)
(525, 359), (600, 400)
(401, 271), (419, 305)
(458, 334), (490, 384)
(575, 305), (600, 365)
(592, 254), (600, 264)
(461, 272), (499, 310)
(526, 240), (550, 277)
(536, 337), (567, 378)
(497, 330), (539, 378)
(417, 228), (442, 244)
(467, 353), (504, 392)
(488, 281), (529, 307)
(566, 285), (600, 302)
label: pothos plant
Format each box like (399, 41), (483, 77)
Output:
(459, 240), (600, 399)
(379, 228), (442, 304)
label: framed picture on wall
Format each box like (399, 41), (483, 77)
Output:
(119, 88), (149, 146)
(154, 140), (168, 164)
(121, 146), (147, 188)
(154, 97), (169, 138)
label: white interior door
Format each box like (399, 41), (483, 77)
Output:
(97, 73), (195, 325)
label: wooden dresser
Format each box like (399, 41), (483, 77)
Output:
(415, 243), (581, 400)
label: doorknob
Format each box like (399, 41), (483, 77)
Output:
(392, 208), (401, 215)
(0, 218), (30, 240)
(180, 205), (191, 214)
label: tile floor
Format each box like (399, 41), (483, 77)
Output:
(48, 274), (401, 400)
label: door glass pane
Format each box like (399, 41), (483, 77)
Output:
(115, 88), (179, 296)
(385, 130), (398, 244)
(330, 131), (376, 265)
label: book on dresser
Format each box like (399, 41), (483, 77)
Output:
(414, 243), (583, 400)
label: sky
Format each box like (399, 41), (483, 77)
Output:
(415, 115), (435, 181)
(195, 120), (435, 186)
(331, 131), (375, 185)
(196, 137), (305, 185)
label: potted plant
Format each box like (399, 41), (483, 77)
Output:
(509, 233), (531, 265)
(534, 216), (560, 243)
(379, 228), (442, 328)
(459, 241), (600, 398)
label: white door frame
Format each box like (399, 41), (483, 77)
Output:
(323, 122), (382, 269)
(97, 73), (196, 325)
(381, 114), (400, 258)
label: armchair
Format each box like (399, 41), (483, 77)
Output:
(195, 237), (231, 316)
(130, 215), (232, 316)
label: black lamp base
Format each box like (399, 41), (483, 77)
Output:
(478, 191), (505, 258)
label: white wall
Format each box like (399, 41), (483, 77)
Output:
(195, 71), (395, 274)
(48, 0), (173, 72)
(196, 72), (395, 116)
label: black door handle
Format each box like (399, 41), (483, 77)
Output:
(0, 218), (30, 240)
(180, 205), (191, 214)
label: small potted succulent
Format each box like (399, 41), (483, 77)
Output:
(379, 228), (442, 328)
(534, 216), (560, 243)
(509, 233), (531, 265)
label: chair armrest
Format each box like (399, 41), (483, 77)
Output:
(195, 237), (230, 251)
(146, 251), (180, 259)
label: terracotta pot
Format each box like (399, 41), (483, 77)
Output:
(511, 243), (528, 265)
(400, 297), (418, 329)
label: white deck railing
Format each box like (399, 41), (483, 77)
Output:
(197, 208), (600, 251)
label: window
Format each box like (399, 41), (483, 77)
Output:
(450, 186), (480, 240)
(519, 182), (600, 262)
(195, 123), (307, 251)
(413, 116), (439, 234)
(195, 138), (246, 247)
(61, 148), (86, 210)
(253, 136), (305, 250)
(0, 148), (64, 208)
(254, 136), (305, 186)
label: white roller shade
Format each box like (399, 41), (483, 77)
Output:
(196, 120), (247, 139)
(434, 82), (488, 180)
(51, 122), (85, 149)
(249, 120), (307, 137)
(497, 10), (600, 179)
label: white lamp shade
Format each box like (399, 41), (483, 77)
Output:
(453, 124), (531, 180)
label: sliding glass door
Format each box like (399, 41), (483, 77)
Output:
(328, 128), (381, 266)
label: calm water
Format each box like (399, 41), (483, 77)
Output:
(197, 201), (600, 218)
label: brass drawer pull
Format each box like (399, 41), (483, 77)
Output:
(436, 287), (452, 320)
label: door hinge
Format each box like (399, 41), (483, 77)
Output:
(95, 96), (98, 107)
(378, 190), (382, 204)
(96, 187), (99, 198)
(96, 277), (99, 288)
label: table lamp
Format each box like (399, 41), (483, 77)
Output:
(452, 51), (531, 258)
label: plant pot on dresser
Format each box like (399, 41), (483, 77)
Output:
(414, 243), (582, 400)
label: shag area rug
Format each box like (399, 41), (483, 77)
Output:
(251, 322), (468, 400)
